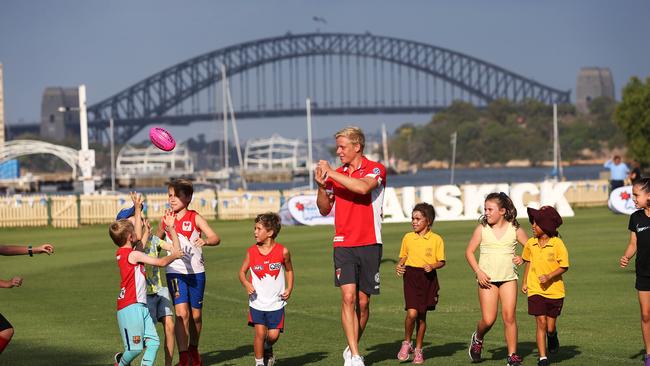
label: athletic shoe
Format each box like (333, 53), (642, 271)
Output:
(397, 341), (413, 361)
(537, 358), (549, 366)
(507, 353), (523, 366)
(343, 346), (352, 366)
(412, 348), (424, 364)
(468, 332), (483, 362)
(113, 352), (129, 366)
(547, 331), (559, 354)
(350, 355), (365, 366)
(264, 344), (275, 366)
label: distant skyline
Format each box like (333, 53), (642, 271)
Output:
(1, 0), (649, 142)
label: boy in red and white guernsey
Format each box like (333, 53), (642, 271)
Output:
(110, 218), (182, 366)
(315, 126), (386, 366)
(157, 178), (220, 366)
(238, 212), (294, 366)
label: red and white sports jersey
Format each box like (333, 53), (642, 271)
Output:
(325, 156), (386, 247)
(163, 210), (205, 274)
(116, 247), (147, 310)
(248, 243), (286, 311)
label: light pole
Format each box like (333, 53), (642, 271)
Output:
(306, 98), (314, 190)
(110, 118), (115, 192)
(58, 85), (95, 194)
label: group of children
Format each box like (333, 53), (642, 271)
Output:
(396, 193), (569, 366)
(109, 179), (291, 366)
(104, 177), (650, 366)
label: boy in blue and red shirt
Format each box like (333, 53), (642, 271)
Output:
(239, 212), (294, 366)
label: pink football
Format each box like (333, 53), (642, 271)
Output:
(149, 127), (176, 151)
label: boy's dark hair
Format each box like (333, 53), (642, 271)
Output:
(479, 192), (520, 228)
(412, 202), (436, 227)
(109, 219), (134, 247)
(168, 178), (194, 199)
(255, 212), (282, 239)
(634, 177), (650, 206)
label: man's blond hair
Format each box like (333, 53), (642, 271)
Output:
(109, 219), (134, 247)
(335, 126), (365, 151)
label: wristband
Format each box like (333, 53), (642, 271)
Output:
(28, 245), (33, 257)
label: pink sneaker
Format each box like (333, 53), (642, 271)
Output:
(397, 341), (413, 361)
(412, 348), (424, 364)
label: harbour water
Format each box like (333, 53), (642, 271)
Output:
(244, 164), (605, 191)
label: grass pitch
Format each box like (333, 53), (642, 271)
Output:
(0, 207), (642, 365)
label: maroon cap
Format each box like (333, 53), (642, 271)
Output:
(527, 206), (563, 237)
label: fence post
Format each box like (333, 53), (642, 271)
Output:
(47, 196), (52, 227)
(76, 194), (81, 226)
(214, 188), (219, 220)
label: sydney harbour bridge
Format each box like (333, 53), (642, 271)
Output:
(77, 32), (570, 142)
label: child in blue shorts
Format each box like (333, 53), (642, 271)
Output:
(238, 213), (294, 366)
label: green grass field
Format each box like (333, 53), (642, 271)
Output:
(0, 207), (643, 365)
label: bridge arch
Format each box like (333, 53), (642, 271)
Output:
(88, 32), (570, 133)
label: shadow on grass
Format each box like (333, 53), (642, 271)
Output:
(486, 341), (581, 363)
(365, 340), (466, 364)
(4, 340), (110, 366)
(200, 344), (251, 365)
(381, 258), (398, 264)
(426, 341), (467, 358)
(201, 347), (326, 366)
(630, 348), (645, 360)
(279, 351), (329, 365)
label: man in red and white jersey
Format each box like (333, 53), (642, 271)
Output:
(315, 126), (386, 366)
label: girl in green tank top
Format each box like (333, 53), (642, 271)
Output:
(465, 192), (529, 366)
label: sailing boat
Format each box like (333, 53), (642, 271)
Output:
(549, 103), (564, 180)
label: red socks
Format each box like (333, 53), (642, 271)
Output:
(189, 345), (202, 366)
(0, 336), (10, 354)
(179, 351), (190, 366)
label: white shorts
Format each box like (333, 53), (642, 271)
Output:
(146, 287), (173, 321)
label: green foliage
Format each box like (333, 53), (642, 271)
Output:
(615, 77), (650, 166)
(390, 98), (624, 165)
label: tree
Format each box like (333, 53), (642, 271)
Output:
(615, 77), (650, 166)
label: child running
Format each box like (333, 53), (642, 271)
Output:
(395, 203), (446, 364)
(0, 242), (54, 355)
(157, 178), (220, 366)
(522, 205), (569, 366)
(110, 210), (183, 366)
(466, 192), (528, 365)
(620, 177), (650, 366)
(238, 212), (294, 366)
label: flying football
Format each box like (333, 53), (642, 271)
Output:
(149, 127), (176, 151)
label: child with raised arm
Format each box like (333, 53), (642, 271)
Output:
(239, 213), (294, 366)
(0, 243), (54, 354)
(466, 192), (528, 366)
(156, 178), (220, 366)
(620, 178), (650, 366)
(522, 206), (569, 366)
(111, 211), (183, 366)
(116, 191), (180, 366)
(395, 203), (445, 364)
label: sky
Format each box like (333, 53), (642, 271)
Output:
(1, 0), (649, 143)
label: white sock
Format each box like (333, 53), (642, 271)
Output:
(539, 356), (548, 360)
(255, 357), (264, 365)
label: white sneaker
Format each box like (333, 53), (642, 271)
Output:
(343, 346), (351, 366)
(350, 355), (365, 366)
